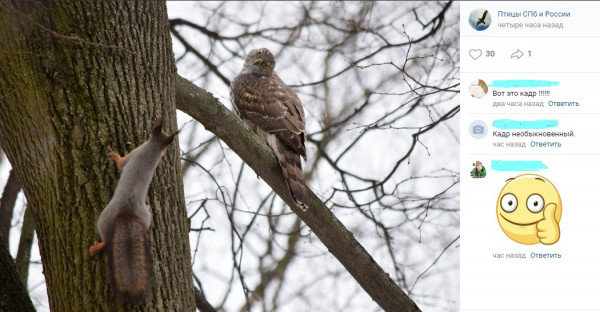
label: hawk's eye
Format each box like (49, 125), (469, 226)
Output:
(263, 63), (270, 69)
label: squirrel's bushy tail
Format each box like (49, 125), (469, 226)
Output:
(105, 210), (152, 304)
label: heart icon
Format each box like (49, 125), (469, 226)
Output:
(469, 49), (482, 60)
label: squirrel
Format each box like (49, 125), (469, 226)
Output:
(89, 117), (179, 304)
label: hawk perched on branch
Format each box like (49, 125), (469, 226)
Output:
(231, 48), (309, 210)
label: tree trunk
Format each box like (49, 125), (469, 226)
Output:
(0, 233), (35, 312)
(0, 2), (195, 311)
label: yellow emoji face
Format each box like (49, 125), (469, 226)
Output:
(496, 174), (562, 245)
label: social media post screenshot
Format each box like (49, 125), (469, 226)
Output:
(461, 2), (600, 311)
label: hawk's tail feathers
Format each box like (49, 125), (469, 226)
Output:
(274, 140), (309, 210)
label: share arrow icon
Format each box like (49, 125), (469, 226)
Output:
(511, 49), (524, 59)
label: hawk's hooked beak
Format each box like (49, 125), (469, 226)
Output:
(253, 58), (263, 65)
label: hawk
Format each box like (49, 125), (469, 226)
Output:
(231, 48), (309, 210)
(477, 10), (488, 26)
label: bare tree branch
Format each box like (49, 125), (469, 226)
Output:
(194, 286), (218, 312)
(0, 169), (21, 242)
(15, 205), (35, 287)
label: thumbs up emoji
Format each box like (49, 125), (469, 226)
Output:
(536, 203), (560, 245)
(496, 174), (562, 245)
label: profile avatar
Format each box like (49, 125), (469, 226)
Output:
(469, 120), (487, 139)
(470, 161), (486, 178)
(469, 79), (488, 99)
(496, 174), (561, 245)
(469, 8), (491, 31)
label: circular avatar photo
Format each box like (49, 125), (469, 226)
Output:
(469, 79), (488, 99)
(469, 8), (491, 31)
(470, 161), (486, 179)
(469, 120), (487, 139)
